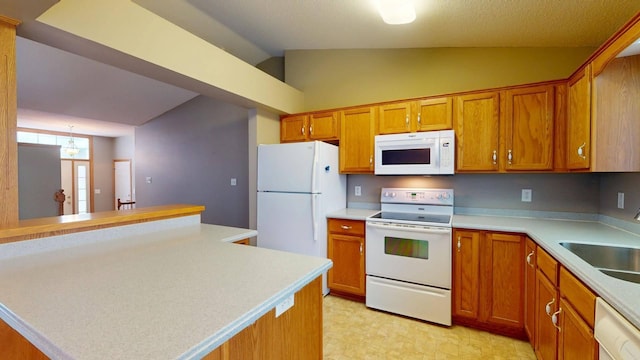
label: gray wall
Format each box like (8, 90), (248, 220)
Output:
(347, 173), (601, 215)
(598, 173), (640, 221)
(135, 95), (249, 227)
(92, 136), (116, 212)
(18, 143), (61, 219)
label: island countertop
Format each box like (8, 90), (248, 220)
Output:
(0, 224), (331, 359)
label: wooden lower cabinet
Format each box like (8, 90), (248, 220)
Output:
(0, 278), (323, 360)
(557, 298), (596, 360)
(535, 264), (559, 360)
(452, 229), (525, 338)
(327, 218), (366, 300)
(524, 237), (537, 345)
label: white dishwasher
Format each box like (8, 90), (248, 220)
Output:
(595, 298), (640, 360)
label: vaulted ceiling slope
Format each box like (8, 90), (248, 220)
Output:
(2, 0), (640, 137)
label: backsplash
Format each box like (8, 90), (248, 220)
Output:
(347, 173), (601, 215)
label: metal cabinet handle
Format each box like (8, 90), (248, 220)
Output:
(405, 114), (409, 129)
(457, 236), (461, 252)
(545, 298), (555, 316)
(341, 225), (352, 230)
(526, 251), (534, 267)
(369, 155), (373, 165)
(301, 126), (305, 135)
(309, 125), (313, 135)
(417, 113), (421, 126)
(577, 143), (586, 159)
(551, 308), (562, 332)
(360, 243), (363, 255)
(507, 149), (513, 165)
(492, 150), (497, 165)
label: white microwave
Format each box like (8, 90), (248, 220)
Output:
(374, 130), (455, 175)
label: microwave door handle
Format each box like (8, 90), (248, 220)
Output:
(366, 222), (451, 234)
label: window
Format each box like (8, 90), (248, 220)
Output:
(17, 130), (90, 160)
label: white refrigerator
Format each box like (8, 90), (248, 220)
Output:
(257, 141), (346, 295)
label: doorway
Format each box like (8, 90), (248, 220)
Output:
(114, 159), (133, 209)
(60, 159), (92, 215)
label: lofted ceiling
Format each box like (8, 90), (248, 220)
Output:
(3, 0), (640, 137)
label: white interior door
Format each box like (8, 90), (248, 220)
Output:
(74, 161), (91, 214)
(60, 160), (73, 215)
(114, 160), (132, 209)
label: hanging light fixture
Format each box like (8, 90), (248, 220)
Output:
(378, 0), (416, 25)
(64, 125), (80, 157)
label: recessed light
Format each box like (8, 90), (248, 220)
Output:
(377, 0), (416, 25)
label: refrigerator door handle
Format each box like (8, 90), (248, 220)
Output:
(311, 193), (318, 241)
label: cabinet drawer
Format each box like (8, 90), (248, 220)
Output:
(537, 246), (558, 286)
(559, 267), (596, 328)
(328, 219), (365, 236)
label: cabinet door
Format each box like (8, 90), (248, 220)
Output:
(415, 97), (453, 131)
(454, 91), (501, 171)
(566, 65), (591, 170)
(378, 102), (412, 134)
(453, 229), (481, 320)
(327, 233), (365, 296)
(535, 270), (558, 360)
(339, 107), (377, 173)
(504, 85), (554, 171)
(309, 111), (339, 141)
(483, 233), (524, 329)
(281, 115), (308, 143)
(524, 238), (536, 345)
(558, 298), (597, 360)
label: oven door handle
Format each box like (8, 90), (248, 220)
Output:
(366, 222), (451, 235)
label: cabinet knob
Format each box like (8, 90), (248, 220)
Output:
(577, 142), (586, 159)
(526, 250), (534, 267)
(492, 150), (497, 165)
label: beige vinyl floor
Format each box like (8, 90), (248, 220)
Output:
(323, 295), (537, 360)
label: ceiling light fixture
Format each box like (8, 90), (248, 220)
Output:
(378, 0), (416, 25)
(64, 125), (80, 157)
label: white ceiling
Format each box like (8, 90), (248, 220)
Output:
(5, 0), (640, 137)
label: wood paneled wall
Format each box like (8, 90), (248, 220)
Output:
(0, 16), (19, 227)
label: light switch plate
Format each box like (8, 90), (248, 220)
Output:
(617, 192), (624, 209)
(521, 189), (532, 202)
(355, 186), (362, 197)
(231, 178), (237, 186)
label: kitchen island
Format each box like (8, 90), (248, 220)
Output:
(0, 206), (330, 359)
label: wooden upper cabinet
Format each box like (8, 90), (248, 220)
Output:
(378, 98), (453, 135)
(415, 97), (453, 131)
(339, 107), (377, 174)
(566, 65), (591, 170)
(592, 55), (640, 172)
(504, 85), (555, 171)
(280, 114), (308, 143)
(454, 91), (501, 172)
(309, 111), (339, 141)
(378, 102), (412, 134)
(281, 112), (339, 143)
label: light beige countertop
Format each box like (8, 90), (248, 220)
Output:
(453, 215), (640, 330)
(0, 224), (330, 359)
(327, 208), (380, 221)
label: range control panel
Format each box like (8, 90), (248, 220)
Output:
(380, 187), (454, 206)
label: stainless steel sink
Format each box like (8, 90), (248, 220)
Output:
(559, 242), (640, 284)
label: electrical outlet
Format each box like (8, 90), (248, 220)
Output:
(230, 178), (237, 186)
(275, 294), (294, 317)
(521, 189), (532, 202)
(355, 186), (362, 197)
(617, 192), (624, 209)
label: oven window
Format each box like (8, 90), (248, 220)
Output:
(381, 148), (430, 165)
(384, 236), (429, 259)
